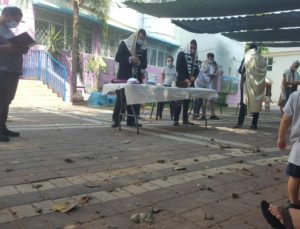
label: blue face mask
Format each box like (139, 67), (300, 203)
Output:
(6, 20), (18, 29)
(136, 39), (144, 46)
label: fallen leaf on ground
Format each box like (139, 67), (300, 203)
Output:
(35, 208), (43, 214)
(204, 213), (214, 220)
(232, 193), (240, 199)
(156, 160), (165, 163)
(51, 201), (77, 213)
(5, 168), (14, 172)
(64, 158), (74, 163)
(219, 144), (231, 149)
(122, 140), (132, 144)
(112, 156), (119, 160)
(194, 159), (199, 162)
(78, 196), (92, 205)
(78, 156), (95, 161)
(63, 225), (77, 229)
(174, 167), (186, 171)
(32, 184), (43, 189)
(131, 213), (146, 223)
(12, 161), (20, 164)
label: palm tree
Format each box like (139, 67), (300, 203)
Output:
(19, 0), (111, 102)
(71, 0), (110, 102)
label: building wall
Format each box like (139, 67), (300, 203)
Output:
(265, 48), (300, 102)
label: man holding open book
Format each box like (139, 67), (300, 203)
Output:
(0, 6), (33, 142)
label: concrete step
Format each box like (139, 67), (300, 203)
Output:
(12, 79), (66, 107)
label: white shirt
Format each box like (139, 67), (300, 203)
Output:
(162, 65), (177, 86)
(284, 91), (300, 166)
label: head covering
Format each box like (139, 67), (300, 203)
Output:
(248, 43), (258, 50)
(123, 31), (147, 56)
(292, 60), (300, 67)
(1, 6), (23, 17)
(183, 41), (198, 59)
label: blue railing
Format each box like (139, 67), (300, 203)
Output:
(22, 49), (68, 101)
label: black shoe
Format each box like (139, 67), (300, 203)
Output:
(127, 123), (142, 127)
(0, 132), (9, 142)
(111, 122), (119, 128)
(200, 116), (206, 121)
(173, 121), (179, 126)
(210, 115), (220, 120)
(183, 121), (194, 125)
(250, 125), (258, 129)
(3, 128), (20, 137)
(233, 124), (242, 129)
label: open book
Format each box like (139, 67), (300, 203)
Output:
(8, 32), (36, 47)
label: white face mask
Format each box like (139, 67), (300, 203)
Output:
(136, 39), (144, 46)
(6, 20), (18, 29)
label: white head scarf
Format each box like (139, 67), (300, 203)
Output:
(123, 31), (147, 56)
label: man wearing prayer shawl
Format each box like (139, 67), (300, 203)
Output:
(233, 44), (267, 129)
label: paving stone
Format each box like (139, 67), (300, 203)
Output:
(19, 212), (74, 229)
(180, 205), (231, 228)
(49, 178), (73, 188)
(10, 204), (39, 219)
(150, 179), (173, 188)
(31, 181), (55, 191)
(0, 209), (15, 224)
(66, 176), (88, 185)
(157, 196), (201, 214)
(91, 191), (118, 202)
(122, 184), (147, 195)
(0, 186), (18, 197)
(32, 200), (55, 214)
(110, 188), (132, 198)
(14, 184), (37, 194)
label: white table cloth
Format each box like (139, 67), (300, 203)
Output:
(102, 83), (218, 105)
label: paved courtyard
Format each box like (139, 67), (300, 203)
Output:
(0, 103), (289, 229)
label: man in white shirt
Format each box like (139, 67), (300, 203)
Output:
(156, 56), (177, 119)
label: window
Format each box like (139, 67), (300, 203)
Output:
(150, 49), (157, 66)
(157, 51), (165, 67)
(266, 57), (273, 71)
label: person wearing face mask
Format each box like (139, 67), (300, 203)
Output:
(278, 60), (300, 115)
(111, 29), (147, 128)
(156, 56), (177, 120)
(194, 53), (219, 120)
(173, 39), (199, 126)
(0, 6), (28, 142)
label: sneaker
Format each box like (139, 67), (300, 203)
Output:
(3, 128), (20, 137)
(233, 124), (242, 129)
(210, 115), (220, 120)
(250, 125), (258, 129)
(173, 121), (179, 126)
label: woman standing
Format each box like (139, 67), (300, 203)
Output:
(0, 6), (28, 142)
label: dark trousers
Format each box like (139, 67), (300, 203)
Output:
(193, 98), (203, 116)
(112, 89), (139, 124)
(156, 101), (175, 119)
(237, 85), (259, 126)
(0, 72), (19, 130)
(174, 99), (190, 122)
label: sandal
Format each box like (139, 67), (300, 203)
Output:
(261, 200), (295, 229)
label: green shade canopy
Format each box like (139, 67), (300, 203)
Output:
(254, 42), (300, 47)
(172, 11), (300, 34)
(125, 0), (300, 18)
(222, 28), (300, 42)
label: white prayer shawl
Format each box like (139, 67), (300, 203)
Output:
(122, 31), (147, 56)
(243, 49), (267, 113)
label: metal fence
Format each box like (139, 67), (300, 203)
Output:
(22, 49), (67, 101)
